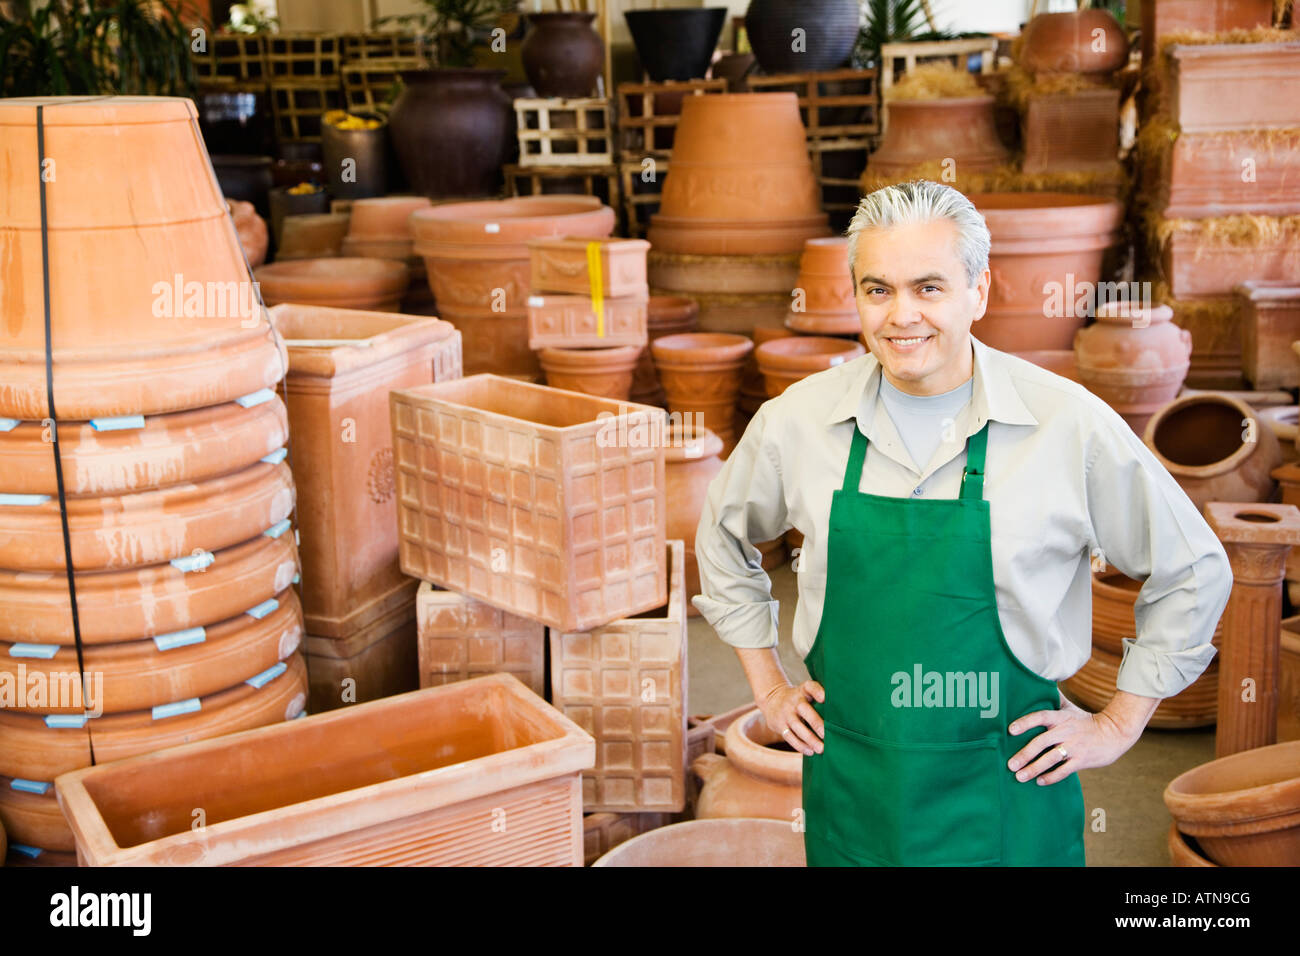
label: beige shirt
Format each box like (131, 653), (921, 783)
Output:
(691, 336), (1230, 700)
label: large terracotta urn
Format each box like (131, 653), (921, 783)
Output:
(744, 0), (859, 74)
(411, 195), (616, 376)
(593, 818), (806, 866)
(652, 332), (754, 456)
(1143, 393), (1283, 510)
(538, 345), (642, 400)
(755, 335), (865, 398)
(1019, 9), (1129, 77)
(648, 93), (830, 256)
(969, 192), (1124, 352)
(692, 708), (802, 822)
(630, 295), (700, 406)
(624, 8), (728, 82)
(387, 69), (513, 199)
(786, 236), (859, 336)
(665, 423), (725, 614)
(869, 97), (1011, 181)
(1074, 301), (1193, 435)
(1164, 740), (1300, 866)
(521, 12), (604, 98)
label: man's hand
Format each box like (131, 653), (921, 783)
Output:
(759, 680), (826, 756)
(1006, 690), (1159, 784)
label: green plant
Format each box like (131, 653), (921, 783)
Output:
(224, 3), (279, 34)
(378, 0), (517, 68)
(851, 0), (956, 69)
(0, 0), (196, 97)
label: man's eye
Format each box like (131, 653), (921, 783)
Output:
(921, 285), (941, 294)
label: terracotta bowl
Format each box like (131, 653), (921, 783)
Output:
(592, 817), (806, 866)
(1167, 823), (1219, 867)
(651, 332), (755, 370)
(346, 195), (432, 239)
(254, 257), (410, 310)
(410, 195), (612, 250)
(754, 335), (865, 398)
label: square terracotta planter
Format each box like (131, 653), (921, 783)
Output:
(1161, 130), (1300, 218)
(526, 293), (650, 350)
(390, 374), (667, 632)
(415, 582), (546, 697)
(1170, 43), (1300, 134)
(269, 304), (462, 638)
(1141, 0), (1275, 68)
(582, 811), (670, 865)
(550, 539), (687, 813)
(1021, 88), (1119, 175)
(303, 587), (419, 713)
(528, 237), (650, 298)
(54, 674), (594, 866)
(1163, 232), (1300, 300)
(1236, 281), (1300, 389)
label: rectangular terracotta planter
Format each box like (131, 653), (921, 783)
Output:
(526, 292), (649, 350)
(550, 539), (686, 813)
(1168, 296), (1245, 389)
(303, 586), (419, 713)
(582, 811), (670, 865)
(1141, 0), (1276, 69)
(390, 374), (667, 632)
(270, 304), (463, 638)
(1163, 231), (1300, 300)
(1021, 88), (1119, 175)
(1170, 42), (1300, 134)
(55, 674), (594, 866)
(528, 237), (650, 298)
(415, 582), (545, 697)
(1236, 281), (1300, 389)
(1161, 130), (1300, 218)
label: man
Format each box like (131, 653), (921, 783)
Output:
(692, 180), (1232, 867)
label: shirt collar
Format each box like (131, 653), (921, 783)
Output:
(824, 335), (1039, 431)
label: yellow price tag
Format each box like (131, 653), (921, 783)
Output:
(586, 241), (605, 338)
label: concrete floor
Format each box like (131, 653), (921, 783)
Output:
(686, 560), (1216, 867)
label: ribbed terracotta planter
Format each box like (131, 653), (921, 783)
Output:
(594, 817), (806, 866)
(651, 332), (754, 457)
(1165, 740), (1300, 866)
(1074, 302), (1192, 434)
(0, 777), (73, 852)
(539, 345), (642, 400)
(55, 674), (594, 866)
(412, 196), (616, 376)
(648, 94), (830, 256)
(230, 199), (268, 267)
(1019, 9), (1128, 76)
(785, 237), (858, 336)
(665, 424), (725, 615)
(870, 97), (1011, 181)
(1143, 393), (1283, 510)
(254, 257), (410, 311)
(631, 296), (700, 406)
(1012, 350), (1080, 382)
(692, 708), (802, 821)
(0, 97), (286, 420)
(970, 192), (1124, 351)
(755, 336), (864, 398)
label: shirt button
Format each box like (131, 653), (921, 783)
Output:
(912, 486), (924, 497)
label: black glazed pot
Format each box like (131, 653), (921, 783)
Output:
(744, 0), (860, 74)
(625, 8), (728, 82)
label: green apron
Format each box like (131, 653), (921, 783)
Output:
(801, 420), (1086, 867)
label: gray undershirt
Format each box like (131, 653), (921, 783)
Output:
(878, 374), (975, 473)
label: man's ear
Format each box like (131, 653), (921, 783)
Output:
(971, 267), (991, 322)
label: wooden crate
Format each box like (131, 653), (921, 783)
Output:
(339, 31), (424, 61)
(615, 78), (726, 159)
(271, 79), (343, 143)
(619, 158), (671, 239)
(191, 33), (267, 83)
(879, 38), (998, 131)
(504, 164), (620, 210)
(516, 98), (613, 167)
(341, 57), (426, 113)
(266, 33), (341, 79)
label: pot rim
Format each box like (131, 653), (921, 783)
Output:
(1164, 740), (1300, 830)
(663, 422), (724, 462)
(1142, 392), (1264, 479)
(723, 708), (802, 785)
(755, 335), (865, 370)
(651, 332), (754, 363)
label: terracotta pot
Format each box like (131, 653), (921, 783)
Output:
(56, 674), (593, 866)
(270, 303), (462, 638)
(786, 237), (858, 336)
(665, 424), (725, 614)
(649, 94), (830, 256)
(1019, 10), (1128, 76)
(412, 196), (615, 376)
(229, 199), (268, 267)
(969, 192), (1124, 352)
(1167, 823), (1219, 867)
(304, 593), (418, 713)
(1, 533), (299, 647)
(741, 326), (794, 417)
(391, 375), (667, 632)
(593, 817), (806, 866)
(1259, 407), (1300, 464)
(254, 257), (410, 311)
(583, 810), (674, 865)
(689, 702), (759, 756)
(539, 345), (642, 400)
(744, 0), (858, 74)
(1167, 43), (1300, 135)
(268, 185), (329, 249)
(631, 295), (701, 406)
(1074, 301), (1192, 434)
(624, 8), (728, 82)
(275, 212), (350, 260)
(1012, 350), (1080, 382)
(1164, 740), (1300, 866)
(870, 98), (1012, 181)
(417, 582), (546, 697)
(1143, 393), (1283, 510)
(755, 336), (864, 398)
(1237, 281), (1300, 390)
(0, 777), (73, 852)
(346, 196), (431, 239)
(521, 12), (603, 98)
(692, 708), (802, 821)
(648, 249), (802, 295)
(651, 332), (755, 457)
(387, 69), (513, 199)
(0, 459), (295, 573)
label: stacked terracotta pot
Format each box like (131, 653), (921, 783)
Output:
(785, 237), (860, 338)
(0, 97), (309, 865)
(253, 257), (411, 312)
(647, 93), (830, 335)
(652, 332), (754, 458)
(527, 237), (651, 401)
(630, 296), (700, 407)
(411, 196), (616, 378)
(340, 196), (437, 315)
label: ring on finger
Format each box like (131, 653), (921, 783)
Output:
(1057, 745), (1068, 760)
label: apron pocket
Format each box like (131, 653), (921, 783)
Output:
(818, 720), (1004, 866)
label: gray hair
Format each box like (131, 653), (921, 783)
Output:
(845, 180), (990, 287)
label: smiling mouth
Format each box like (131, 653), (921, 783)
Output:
(885, 334), (935, 347)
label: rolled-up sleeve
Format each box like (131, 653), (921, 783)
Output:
(690, 406), (790, 648)
(1083, 408), (1232, 699)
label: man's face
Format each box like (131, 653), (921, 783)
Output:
(851, 218), (991, 396)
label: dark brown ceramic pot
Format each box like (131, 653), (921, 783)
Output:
(521, 12), (604, 98)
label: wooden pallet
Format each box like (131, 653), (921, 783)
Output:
(879, 37), (998, 132)
(270, 79), (343, 143)
(341, 57), (426, 113)
(615, 78), (726, 159)
(619, 158), (671, 239)
(339, 32), (425, 61)
(191, 33), (267, 83)
(515, 98), (613, 167)
(744, 67), (880, 139)
(266, 33), (342, 79)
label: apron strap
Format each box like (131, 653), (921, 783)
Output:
(841, 420), (991, 499)
(842, 423), (870, 492)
